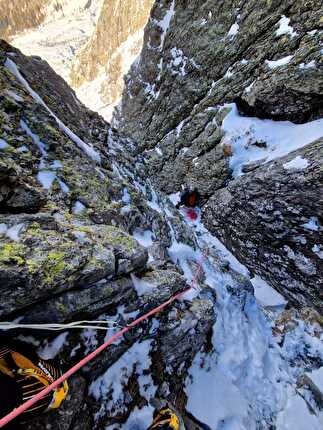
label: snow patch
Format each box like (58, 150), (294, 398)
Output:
(0, 138), (9, 149)
(266, 55), (293, 69)
(0, 223), (25, 242)
(38, 332), (68, 360)
(276, 390), (322, 430)
(156, 0), (175, 50)
(283, 156), (309, 170)
(251, 275), (287, 308)
(20, 120), (47, 157)
(228, 22), (239, 39)
(168, 192), (181, 206)
(306, 367), (323, 394)
(73, 200), (86, 214)
(299, 60), (316, 69)
(302, 217), (322, 231)
(275, 16), (297, 38)
(221, 103), (323, 177)
(89, 340), (156, 420)
(5, 58), (101, 163)
(37, 170), (57, 190)
(312, 244), (323, 259)
(133, 230), (154, 248)
(131, 274), (155, 296)
(169, 47), (188, 76)
(122, 187), (131, 204)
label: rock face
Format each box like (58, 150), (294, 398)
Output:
(116, 0), (323, 309)
(0, 40), (223, 429)
(117, 0), (322, 183)
(1, 0), (154, 120)
(203, 140), (323, 313)
(70, 0), (154, 119)
(5, 0), (104, 85)
(0, 0), (50, 39)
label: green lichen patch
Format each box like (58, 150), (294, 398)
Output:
(0, 242), (26, 265)
(100, 225), (138, 251)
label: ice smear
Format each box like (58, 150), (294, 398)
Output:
(133, 229), (154, 247)
(90, 340), (156, 421)
(37, 170), (57, 190)
(228, 22), (239, 38)
(276, 389), (322, 430)
(131, 274), (155, 296)
(302, 217), (321, 231)
(283, 156), (309, 170)
(73, 200), (86, 214)
(5, 58), (101, 163)
(221, 103), (323, 177)
(251, 275), (287, 307)
(38, 332), (68, 360)
(0, 138), (9, 149)
(266, 55), (293, 69)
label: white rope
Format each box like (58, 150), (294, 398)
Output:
(0, 320), (124, 331)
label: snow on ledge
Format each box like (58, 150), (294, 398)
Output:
(227, 22), (239, 39)
(283, 156), (309, 171)
(275, 16), (297, 38)
(156, 0), (175, 51)
(5, 58), (101, 163)
(251, 275), (287, 308)
(221, 103), (323, 177)
(265, 55), (294, 69)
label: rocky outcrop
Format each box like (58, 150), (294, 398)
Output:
(70, 0), (154, 118)
(116, 0), (323, 310)
(5, 0), (104, 85)
(0, 0), (49, 39)
(117, 0), (322, 189)
(0, 39), (224, 429)
(1, 1), (153, 119)
(202, 139), (323, 313)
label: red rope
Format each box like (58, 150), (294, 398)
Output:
(0, 287), (191, 428)
(0, 247), (209, 427)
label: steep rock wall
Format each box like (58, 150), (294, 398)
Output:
(116, 0), (323, 309)
(70, 0), (154, 118)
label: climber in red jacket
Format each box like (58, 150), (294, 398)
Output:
(176, 187), (201, 209)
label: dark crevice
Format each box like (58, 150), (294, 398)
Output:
(235, 92), (323, 123)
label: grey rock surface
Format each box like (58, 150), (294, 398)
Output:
(202, 139), (323, 312)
